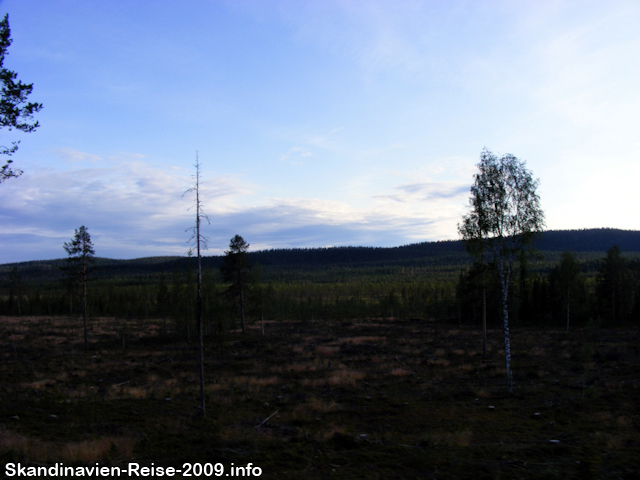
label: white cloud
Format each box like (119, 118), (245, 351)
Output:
(0, 154), (256, 261)
(3, 1), (639, 264)
(278, 146), (313, 165)
(0, 153), (468, 262)
(55, 148), (104, 164)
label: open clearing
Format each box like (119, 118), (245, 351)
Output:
(1, 315), (639, 478)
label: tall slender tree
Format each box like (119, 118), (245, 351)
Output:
(459, 148), (545, 394)
(596, 245), (634, 326)
(8, 265), (22, 315)
(460, 241), (490, 360)
(221, 234), (252, 334)
(157, 271), (169, 335)
(184, 152), (209, 417)
(556, 252), (581, 333)
(62, 226), (95, 352)
(0, 14), (43, 183)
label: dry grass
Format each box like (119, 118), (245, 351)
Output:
(475, 388), (491, 398)
(327, 368), (366, 386)
(1, 315), (639, 479)
(315, 345), (339, 356)
(307, 397), (340, 413)
(390, 368), (413, 376)
(0, 428), (138, 464)
(421, 429), (473, 447)
(336, 336), (385, 345)
(427, 358), (450, 367)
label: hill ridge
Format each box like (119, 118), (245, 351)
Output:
(1, 228), (639, 282)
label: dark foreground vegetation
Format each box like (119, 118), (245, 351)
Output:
(1, 315), (639, 479)
(1, 229), (640, 332)
(1, 228), (640, 477)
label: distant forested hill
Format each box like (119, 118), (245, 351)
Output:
(247, 228), (640, 265)
(1, 228), (639, 285)
(534, 228), (640, 252)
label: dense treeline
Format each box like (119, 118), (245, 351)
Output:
(3, 228), (639, 285)
(1, 229), (640, 336)
(457, 246), (640, 329)
(2, 249), (639, 335)
(0, 264), (459, 333)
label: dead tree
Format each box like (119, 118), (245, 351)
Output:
(184, 152), (210, 417)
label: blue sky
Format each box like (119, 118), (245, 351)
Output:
(0, 0), (638, 263)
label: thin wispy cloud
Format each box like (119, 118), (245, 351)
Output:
(377, 183), (469, 203)
(0, 0), (638, 262)
(0, 153), (459, 262)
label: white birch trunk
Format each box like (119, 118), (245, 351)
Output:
(498, 256), (513, 395)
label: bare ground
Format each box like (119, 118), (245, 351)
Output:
(1, 315), (639, 479)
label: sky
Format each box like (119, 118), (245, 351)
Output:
(0, 0), (638, 263)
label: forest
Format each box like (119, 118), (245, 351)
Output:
(2, 228), (640, 478)
(1, 228), (640, 334)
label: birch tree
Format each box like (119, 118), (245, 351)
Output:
(458, 149), (544, 394)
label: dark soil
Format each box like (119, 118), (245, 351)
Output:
(1, 315), (639, 479)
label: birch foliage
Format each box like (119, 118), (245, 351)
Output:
(459, 149), (544, 394)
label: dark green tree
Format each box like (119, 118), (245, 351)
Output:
(169, 262), (185, 332)
(456, 260), (500, 357)
(0, 14), (43, 183)
(553, 252), (582, 333)
(61, 226), (95, 352)
(8, 265), (22, 315)
(220, 234), (252, 334)
(156, 271), (169, 335)
(458, 148), (545, 394)
(596, 246), (634, 325)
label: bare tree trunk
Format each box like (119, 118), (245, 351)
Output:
(498, 256), (513, 395)
(482, 254), (487, 361)
(239, 275), (245, 334)
(482, 277), (487, 361)
(82, 247), (88, 353)
(184, 153), (208, 417)
(195, 157), (206, 417)
(197, 248), (205, 416)
(566, 287), (570, 334)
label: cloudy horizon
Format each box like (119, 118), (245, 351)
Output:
(0, 0), (638, 263)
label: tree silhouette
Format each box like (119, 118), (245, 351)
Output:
(220, 234), (252, 334)
(556, 252), (581, 333)
(62, 226), (95, 352)
(596, 245), (634, 325)
(0, 14), (43, 183)
(8, 265), (22, 315)
(459, 148), (545, 394)
(183, 152), (209, 417)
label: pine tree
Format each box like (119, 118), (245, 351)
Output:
(8, 265), (21, 315)
(220, 235), (252, 334)
(0, 14), (43, 183)
(61, 226), (95, 352)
